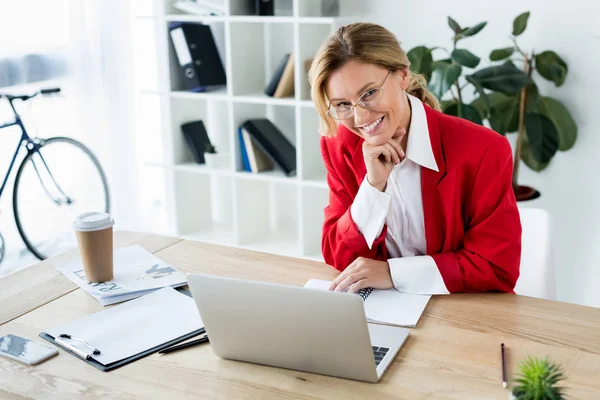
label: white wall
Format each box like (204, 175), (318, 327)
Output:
(361, 0), (600, 307)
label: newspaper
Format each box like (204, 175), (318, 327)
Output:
(57, 245), (187, 306)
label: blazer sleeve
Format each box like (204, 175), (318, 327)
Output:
(432, 138), (522, 293)
(320, 138), (388, 271)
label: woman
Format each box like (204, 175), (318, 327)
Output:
(308, 23), (521, 295)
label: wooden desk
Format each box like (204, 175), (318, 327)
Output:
(1, 232), (599, 399)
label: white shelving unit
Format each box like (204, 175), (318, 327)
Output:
(131, 0), (357, 260)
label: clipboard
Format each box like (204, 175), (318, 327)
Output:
(39, 287), (205, 372)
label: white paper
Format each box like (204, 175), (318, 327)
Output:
(304, 279), (431, 327)
(45, 287), (203, 365)
(57, 245), (187, 303)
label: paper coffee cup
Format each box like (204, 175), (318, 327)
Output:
(73, 212), (115, 283)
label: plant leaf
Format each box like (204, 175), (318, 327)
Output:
(490, 47), (514, 61)
(470, 62), (529, 95)
(513, 11), (530, 36)
(521, 134), (550, 172)
(452, 49), (481, 68)
(463, 21), (487, 37)
(407, 46), (433, 80)
(525, 112), (559, 163)
(466, 75), (491, 115)
(448, 16), (461, 33)
(444, 102), (483, 125)
(472, 92), (520, 134)
(535, 50), (568, 86)
(526, 89), (577, 151)
(428, 62), (462, 99)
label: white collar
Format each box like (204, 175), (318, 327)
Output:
(405, 94), (439, 172)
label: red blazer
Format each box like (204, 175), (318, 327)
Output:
(320, 103), (522, 293)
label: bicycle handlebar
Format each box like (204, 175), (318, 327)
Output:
(0, 87), (61, 101)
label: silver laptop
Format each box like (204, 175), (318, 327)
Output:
(187, 274), (410, 383)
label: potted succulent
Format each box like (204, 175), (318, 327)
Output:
(511, 356), (566, 400)
(407, 12), (577, 201)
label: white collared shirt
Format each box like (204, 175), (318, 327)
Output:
(350, 94), (450, 295)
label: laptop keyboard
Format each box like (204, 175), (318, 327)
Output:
(372, 346), (389, 367)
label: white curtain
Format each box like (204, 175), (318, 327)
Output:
(67, 0), (141, 230)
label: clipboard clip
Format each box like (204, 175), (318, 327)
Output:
(56, 334), (101, 360)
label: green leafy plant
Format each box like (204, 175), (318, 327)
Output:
(408, 12), (577, 201)
(512, 356), (566, 400)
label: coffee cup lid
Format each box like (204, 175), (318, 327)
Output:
(73, 212), (114, 232)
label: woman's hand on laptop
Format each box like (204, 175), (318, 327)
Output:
(329, 257), (394, 293)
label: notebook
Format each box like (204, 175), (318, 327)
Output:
(304, 279), (431, 328)
(40, 287), (204, 371)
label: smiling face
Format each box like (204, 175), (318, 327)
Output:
(325, 61), (411, 146)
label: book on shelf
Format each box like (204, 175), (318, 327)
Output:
(181, 120), (213, 164)
(239, 127), (274, 173)
(265, 53), (290, 97)
(172, 0), (226, 16)
(273, 53), (294, 98)
(241, 119), (296, 176)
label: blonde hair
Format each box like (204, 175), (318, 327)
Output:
(308, 22), (441, 136)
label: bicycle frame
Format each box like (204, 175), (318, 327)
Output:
(0, 96), (69, 205)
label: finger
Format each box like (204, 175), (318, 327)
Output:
(334, 272), (366, 293)
(348, 279), (370, 294)
(329, 260), (359, 290)
(387, 138), (405, 161)
(384, 143), (400, 164)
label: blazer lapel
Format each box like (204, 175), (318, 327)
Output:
(342, 125), (367, 185)
(421, 106), (450, 254)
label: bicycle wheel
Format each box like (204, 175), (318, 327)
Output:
(0, 231), (5, 265)
(13, 137), (110, 260)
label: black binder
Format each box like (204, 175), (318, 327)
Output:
(241, 119), (296, 176)
(168, 22), (226, 92)
(256, 0), (274, 15)
(181, 120), (213, 164)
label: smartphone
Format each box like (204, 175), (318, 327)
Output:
(0, 334), (58, 365)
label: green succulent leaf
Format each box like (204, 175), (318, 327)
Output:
(525, 112), (560, 164)
(428, 61), (462, 99)
(513, 11), (530, 36)
(452, 49), (481, 68)
(511, 356), (566, 400)
(535, 51), (568, 86)
(490, 47), (515, 61)
(463, 22), (487, 37)
(470, 62), (529, 95)
(448, 16), (461, 33)
(407, 46), (433, 80)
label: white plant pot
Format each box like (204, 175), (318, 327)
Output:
(204, 153), (219, 168)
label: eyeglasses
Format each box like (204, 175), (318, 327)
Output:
(326, 70), (393, 120)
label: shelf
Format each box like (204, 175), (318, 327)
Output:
(229, 16), (295, 23)
(174, 162), (231, 176)
(235, 170), (297, 185)
(301, 178), (328, 189)
(170, 88), (228, 100)
(300, 100), (315, 108)
(233, 93), (295, 106)
(164, 14), (227, 22)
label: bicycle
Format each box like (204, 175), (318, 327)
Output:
(0, 88), (110, 263)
